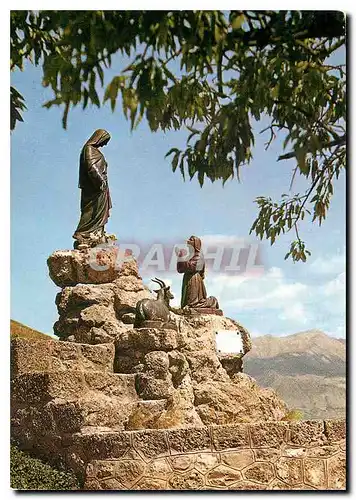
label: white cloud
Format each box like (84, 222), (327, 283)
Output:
(141, 243), (346, 339)
(324, 272), (346, 297)
(278, 302), (309, 324)
(309, 249), (346, 275)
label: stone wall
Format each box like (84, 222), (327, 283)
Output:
(76, 421), (346, 490)
(11, 337), (346, 491)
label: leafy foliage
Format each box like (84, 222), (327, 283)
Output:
(10, 10), (346, 260)
(10, 86), (27, 131)
(281, 409), (304, 421)
(10, 444), (80, 490)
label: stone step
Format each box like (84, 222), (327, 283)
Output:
(11, 398), (168, 442)
(11, 338), (115, 378)
(11, 371), (138, 405)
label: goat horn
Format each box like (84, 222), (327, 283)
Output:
(151, 278), (163, 288)
(152, 277), (165, 288)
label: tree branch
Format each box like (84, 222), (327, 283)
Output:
(278, 135), (346, 161)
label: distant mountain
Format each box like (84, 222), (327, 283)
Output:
(244, 330), (346, 420)
(10, 320), (52, 341)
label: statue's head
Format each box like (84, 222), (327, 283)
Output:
(87, 129), (111, 148)
(187, 235), (201, 252)
(151, 277), (174, 302)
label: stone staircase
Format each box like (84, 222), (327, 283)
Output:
(11, 337), (346, 490)
(11, 338), (166, 439)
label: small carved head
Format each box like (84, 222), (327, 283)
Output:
(151, 277), (174, 302)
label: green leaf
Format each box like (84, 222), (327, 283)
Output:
(165, 147), (180, 158)
(171, 152), (179, 172)
(231, 14), (245, 30)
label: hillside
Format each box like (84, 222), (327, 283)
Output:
(10, 320), (52, 341)
(244, 330), (346, 420)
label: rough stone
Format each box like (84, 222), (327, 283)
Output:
(178, 314), (252, 355)
(194, 453), (220, 474)
(84, 477), (101, 490)
(116, 327), (184, 353)
(288, 420), (326, 447)
(136, 374), (174, 400)
(169, 470), (205, 490)
(267, 479), (297, 490)
(10, 336), (114, 375)
(79, 397), (136, 429)
(99, 477), (124, 490)
(324, 418), (346, 443)
(57, 283), (115, 312)
(12, 371), (86, 404)
(327, 453), (346, 489)
(228, 481), (266, 490)
(79, 343), (115, 372)
(275, 457), (303, 485)
(306, 445), (339, 458)
(184, 351), (230, 383)
(219, 354), (243, 378)
(145, 458), (172, 478)
(47, 248), (138, 287)
(303, 458), (327, 488)
(194, 378), (287, 425)
(206, 465), (242, 487)
(111, 459), (146, 488)
(255, 448), (281, 462)
(167, 427), (211, 454)
(168, 351), (189, 387)
(125, 400), (169, 430)
(11, 404), (56, 442)
(282, 447), (307, 458)
(86, 460), (115, 479)
(79, 304), (116, 327)
(221, 450), (254, 470)
(143, 351), (170, 377)
(170, 455), (194, 471)
(243, 462), (275, 484)
(83, 372), (137, 400)
(132, 429), (169, 461)
(133, 477), (167, 490)
(50, 252), (153, 343)
(49, 401), (85, 433)
(69, 430), (131, 463)
(11, 338), (52, 377)
(250, 422), (288, 448)
(211, 424), (250, 450)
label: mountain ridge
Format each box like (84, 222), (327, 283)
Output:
(245, 329), (346, 420)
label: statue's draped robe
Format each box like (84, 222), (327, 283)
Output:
(177, 236), (219, 309)
(73, 129), (112, 241)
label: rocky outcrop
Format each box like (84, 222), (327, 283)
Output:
(11, 337), (346, 490)
(21, 246), (344, 489)
(10, 342), (346, 490)
(49, 248), (152, 344)
(46, 247), (286, 427)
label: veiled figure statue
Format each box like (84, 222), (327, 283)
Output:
(73, 129), (114, 249)
(177, 235), (220, 311)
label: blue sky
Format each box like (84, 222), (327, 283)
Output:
(11, 48), (346, 339)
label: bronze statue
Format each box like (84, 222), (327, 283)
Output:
(134, 278), (174, 328)
(73, 129), (114, 249)
(177, 235), (220, 312)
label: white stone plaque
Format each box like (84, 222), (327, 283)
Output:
(215, 330), (244, 354)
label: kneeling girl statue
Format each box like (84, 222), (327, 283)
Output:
(177, 235), (220, 312)
(73, 129), (114, 249)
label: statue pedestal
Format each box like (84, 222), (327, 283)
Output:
(186, 307), (224, 316)
(47, 247), (153, 344)
(134, 319), (178, 331)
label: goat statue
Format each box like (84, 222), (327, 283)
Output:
(134, 277), (175, 328)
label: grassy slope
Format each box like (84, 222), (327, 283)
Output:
(10, 319), (53, 341)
